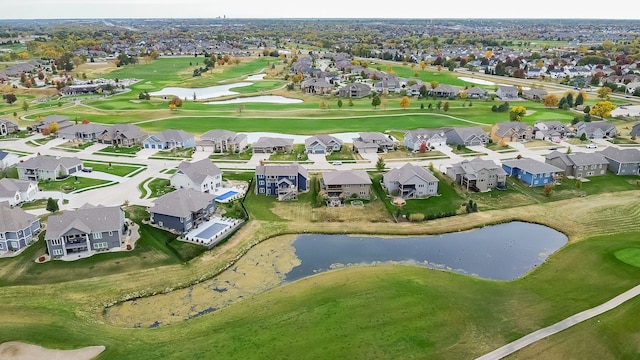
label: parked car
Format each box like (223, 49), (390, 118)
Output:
(585, 143), (597, 149)
(332, 161), (343, 166)
(81, 167), (93, 172)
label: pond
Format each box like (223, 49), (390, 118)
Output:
(148, 82), (252, 100)
(287, 222), (567, 282)
(204, 95), (303, 105)
(104, 221), (566, 328)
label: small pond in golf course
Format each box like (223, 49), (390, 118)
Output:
(104, 221), (567, 328)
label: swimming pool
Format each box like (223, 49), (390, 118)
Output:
(216, 190), (238, 201)
(194, 223), (229, 240)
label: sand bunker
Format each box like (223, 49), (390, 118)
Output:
(0, 341), (105, 360)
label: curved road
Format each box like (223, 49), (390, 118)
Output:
(475, 283), (640, 360)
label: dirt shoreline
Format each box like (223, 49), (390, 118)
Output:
(0, 341), (105, 360)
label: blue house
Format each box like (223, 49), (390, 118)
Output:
(501, 158), (564, 187)
(142, 129), (195, 150)
(0, 202), (41, 254)
(254, 163), (309, 201)
(149, 188), (217, 233)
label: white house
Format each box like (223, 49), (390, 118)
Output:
(170, 159), (223, 194)
(0, 150), (19, 170)
(0, 178), (38, 207)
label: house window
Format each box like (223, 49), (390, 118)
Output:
(52, 249), (63, 256)
(259, 181), (265, 185)
(0, 243), (4, 250)
(158, 221), (163, 227)
(93, 242), (108, 249)
(51, 239), (62, 245)
(108, 231), (113, 236)
(93, 232), (102, 239)
(259, 188), (265, 194)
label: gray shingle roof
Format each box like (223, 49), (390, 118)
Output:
(0, 202), (38, 232)
(175, 159), (222, 185)
(253, 137), (294, 148)
(150, 188), (216, 218)
(0, 178), (34, 198)
(322, 169), (371, 186)
(385, 163), (438, 183)
(45, 205), (123, 240)
(502, 158), (564, 174)
(599, 147), (640, 163)
(255, 163), (308, 178)
(17, 155), (82, 171)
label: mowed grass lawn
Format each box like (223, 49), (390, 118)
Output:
(1, 230), (640, 359)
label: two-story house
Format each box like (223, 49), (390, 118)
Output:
(0, 202), (40, 254)
(45, 204), (126, 258)
(149, 188), (217, 233)
(383, 163), (439, 199)
(501, 157), (564, 187)
(533, 121), (569, 142)
(496, 85), (519, 99)
(16, 155), (83, 181)
(545, 151), (608, 178)
(170, 159), (223, 193)
(254, 163), (309, 201)
(338, 83), (371, 98)
(446, 158), (507, 192)
(197, 129), (248, 153)
(320, 169), (372, 204)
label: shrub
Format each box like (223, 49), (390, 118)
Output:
(408, 213), (425, 222)
(126, 244), (132, 251)
(38, 256), (46, 262)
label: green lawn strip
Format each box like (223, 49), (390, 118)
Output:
(267, 144), (308, 161)
(150, 148), (194, 159)
(242, 180), (286, 221)
(37, 177), (112, 193)
(209, 149), (253, 161)
(82, 161), (143, 177)
(325, 145), (357, 161)
(614, 248), (640, 268)
(57, 141), (95, 150)
(95, 145), (142, 155)
(19, 199), (48, 210)
(137, 177), (151, 198)
(146, 178), (173, 198)
(70, 181), (119, 194)
(1, 232), (639, 359)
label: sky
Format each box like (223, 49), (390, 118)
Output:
(2, 0), (638, 20)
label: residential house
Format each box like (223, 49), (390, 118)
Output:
(501, 157), (564, 187)
(57, 123), (109, 142)
(496, 85), (519, 99)
(305, 135), (343, 154)
(599, 147), (640, 175)
(0, 202), (40, 253)
(32, 115), (73, 133)
(0, 150), (19, 170)
(522, 88), (548, 101)
(404, 128), (448, 151)
(45, 204), (126, 258)
(382, 163), (439, 199)
(630, 123), (640, 137)
(142, 129), (195, 150)
(491, 122), (534, 143)
(337, 83), (371, 98)
(373, 77), (401, 94)
(0, 118), (19, 136)
(301, 78), (332, 95)
(99, 123), (147, 146)
(196, 129), (248, 153)
(533, 121), (569, 142)
(148, 188), (217, 233)
(574, 121), (617, 139)
(170, 159), (223, 193)
(465, 87), (488, 99)
(0, 178), (38, 206)
(352, 132), (395, 154)
(545, 151), (609, 178)
(430, 84), (460, 98)
(444, 127), (490, 146)
(446, 158), (507, 192)
(254, 163), (309, 201)
(252, 137), (294, 154)
(320, 169), (372, 204)
(16, 155), (83, 181)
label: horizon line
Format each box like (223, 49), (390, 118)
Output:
(1, 17), (638, 21)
